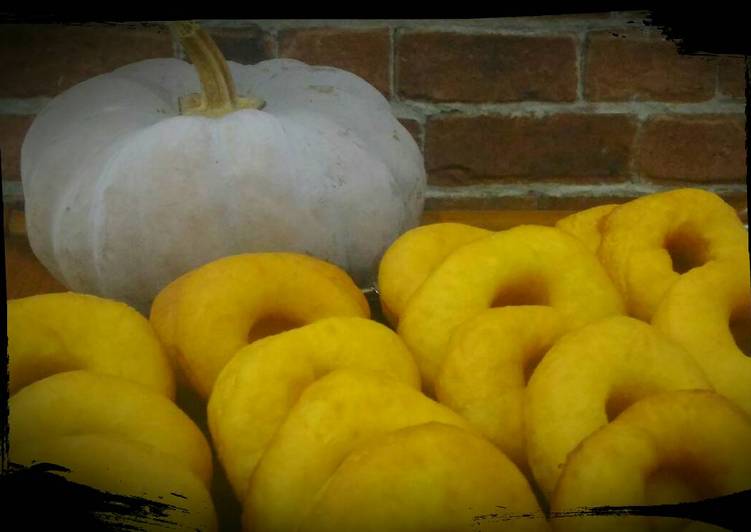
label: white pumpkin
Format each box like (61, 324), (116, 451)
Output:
(21, 22), (425, 312)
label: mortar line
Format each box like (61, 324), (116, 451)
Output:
(243, 16), (653, 34)
(389, 26), (397, 102)
(171, 27), (181, 59)
(576, 30), (588, 102)
(4, 179), (744, 208)
(714, 55), (722, 99)
(271, 27), (280, 58)
(418, 119), (426, 154)
(425, 181), (748, 199)
(391, 100), (746, 119)
(629, 119), (646, 184)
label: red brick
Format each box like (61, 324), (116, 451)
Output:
(398, 118), (423, 147)
(717, 56), (747, 99)
(278, 28), (390, 96)
(424, 114), (638, 185)
(0, 23), (174, 98)
(397, 32), (577, 103)
(585, 30), (716, 102)
(205, 26), (274, 65)
(0, 115), (35, 181)
(636, 115), (746, 183)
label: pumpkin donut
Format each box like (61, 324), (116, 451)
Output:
(554, 204), (618, 253)
(11, 434), (218, 531)
(7, 292), (174, 398)
(378, 223), (492, 325)
(598, 188), (748, 320)
(398, 225), (624, 393)
(525, 316), (713, 499)
(150, 252), (370, 398)
(302, 422), (550, 532)
(244, 369), (479, 532)
(435, 306), (570, 474)
(653, 259), (751, 416)
(550, 390), (751, 532)
(9, 370), (213, 487)
(208, 317), (420, 499)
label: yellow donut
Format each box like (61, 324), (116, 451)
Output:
(554, 204), (618, 253)
(435, 306), (569, 475)
(244, 369), (475, 532)
(208, 317), (420, 499)
(598, 188), (748, 320)
(378, 223), (492, 325)
(398, 225), (624, 393)
(653, 259), (751, 416)
(550, 391), (751, 532)
(11, 433), (218, 531)
(10, 370), (213, 487)
(302, 422), (550, 532)
(150, 252), (370, 398)
(525, 316), (713, 499)
(7, 292), (174, 398)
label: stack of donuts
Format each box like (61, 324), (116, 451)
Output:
(381, 187), (751, 531)
(8, 186), (750, 531)
(149, 252), (550, 531)
(7, 293), (218, 531)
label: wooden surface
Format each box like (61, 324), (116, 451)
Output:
(4, 207), (573, 300)
(5, 234), (67, 299)
(421, 209), (572, 230)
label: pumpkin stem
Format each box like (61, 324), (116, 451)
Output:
(170, 21), (264, 117)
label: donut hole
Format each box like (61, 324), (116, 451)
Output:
(663, 226), (710, 275)
(491, 275), (550, 308)
(522, 346), (551, 386)
(11, 359), (78, 397)
(644, 461), (712, 532)
(605, 392), (632, 423)
(645, 459), (713, 506)
(729, 303), (751, 357)
(605, 385), (655, 423)
(247, 315), (304, 344)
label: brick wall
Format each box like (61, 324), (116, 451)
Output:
(1, 13), (747, 213)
